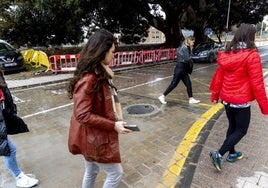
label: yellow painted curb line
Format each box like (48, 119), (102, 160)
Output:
(157, 103), (224, 188)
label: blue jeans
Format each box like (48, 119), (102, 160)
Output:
(4, 137), (22, 177)
(82, 159), (123, 188)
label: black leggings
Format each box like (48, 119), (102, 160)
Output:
(163, 63), (193, 97)
(219, 104), (251, 156)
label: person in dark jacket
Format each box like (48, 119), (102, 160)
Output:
(0, 69), (39, 187)
(67, 29), (132, 188)
(158, 36), (200, 104)
(209, 23), (268, 172)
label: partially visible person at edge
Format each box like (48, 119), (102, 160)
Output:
(67, 29), (132, 188)
(209, 23), (268, 172)
(0, 69), (39, 188)
(158, 35), (200, 105)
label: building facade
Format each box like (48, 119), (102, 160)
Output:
(143, 27), (165, 44)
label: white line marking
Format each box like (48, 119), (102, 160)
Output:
(12, 95), (25, 103)
(19, 64), (218, 119)
(22, 103), (73, 119)
(115, 75), (133, 79)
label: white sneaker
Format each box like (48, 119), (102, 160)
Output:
(158, 95), (167, 104)
(16, 172), (39, 188)
(189, 97), (200, 104)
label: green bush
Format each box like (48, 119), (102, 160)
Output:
(36, 43), (165, 57)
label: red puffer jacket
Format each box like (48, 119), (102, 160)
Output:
(68, 73), (121, 163)
(210, 49), (268, 114)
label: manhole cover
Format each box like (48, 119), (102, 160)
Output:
(123, 104), (160, 117)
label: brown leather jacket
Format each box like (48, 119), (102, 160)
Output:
(68, 73), (121, 163)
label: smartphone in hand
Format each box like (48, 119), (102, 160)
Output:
(124, 125), (140, 131)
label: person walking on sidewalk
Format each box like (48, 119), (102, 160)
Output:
(67, 29), (132, 188)
(209, 23), (268, 172)
(0, 69), (39, 188)
(158, 36), (200, 104)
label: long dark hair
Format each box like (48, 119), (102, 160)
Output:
(225, 23), (257, 53)
(67, 29), (116, 99)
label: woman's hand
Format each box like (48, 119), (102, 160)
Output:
(114, 121), (132, 134)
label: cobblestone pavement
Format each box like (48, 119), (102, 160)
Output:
(0, 60), (268, 188)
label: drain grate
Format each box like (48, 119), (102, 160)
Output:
(127, 104), (155, 115)
(123, 104), (160, 117)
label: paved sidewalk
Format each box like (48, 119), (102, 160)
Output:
(6, 73), (73, 89)
(3, 59), (268, 187)
(5, 63), (162, 89)
(176, 70), (268, 187)
(181, 101), (268, 188)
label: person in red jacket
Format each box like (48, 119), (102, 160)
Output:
(209, 23), (268, 172)
(67, 29), (132, 188)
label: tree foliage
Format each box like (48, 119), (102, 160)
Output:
(0, 0), (267, 48)
(81, 0), (268, 46)
(0, 0), (85, 47)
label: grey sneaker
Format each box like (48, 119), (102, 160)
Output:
(226, 151), (243, 163)
(210, 151), (222, 171)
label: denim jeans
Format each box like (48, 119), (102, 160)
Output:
(82, 159), (123, 188)
(4, 137), (22, 177)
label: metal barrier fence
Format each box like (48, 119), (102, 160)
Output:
(111, 51), (139, 67)
(21, 40), (268, 74)
(49, 54), (80, 73)
(48, 48), (176, 73)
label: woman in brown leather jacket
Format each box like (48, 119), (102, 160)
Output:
(67, 29), (131, 188)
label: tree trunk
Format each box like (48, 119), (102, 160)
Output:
(163, 24), (184, 48)
(193, 26), (208, 45)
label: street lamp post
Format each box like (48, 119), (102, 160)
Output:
(224, 0), (231, 44)
(260, 20), (264, 38)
